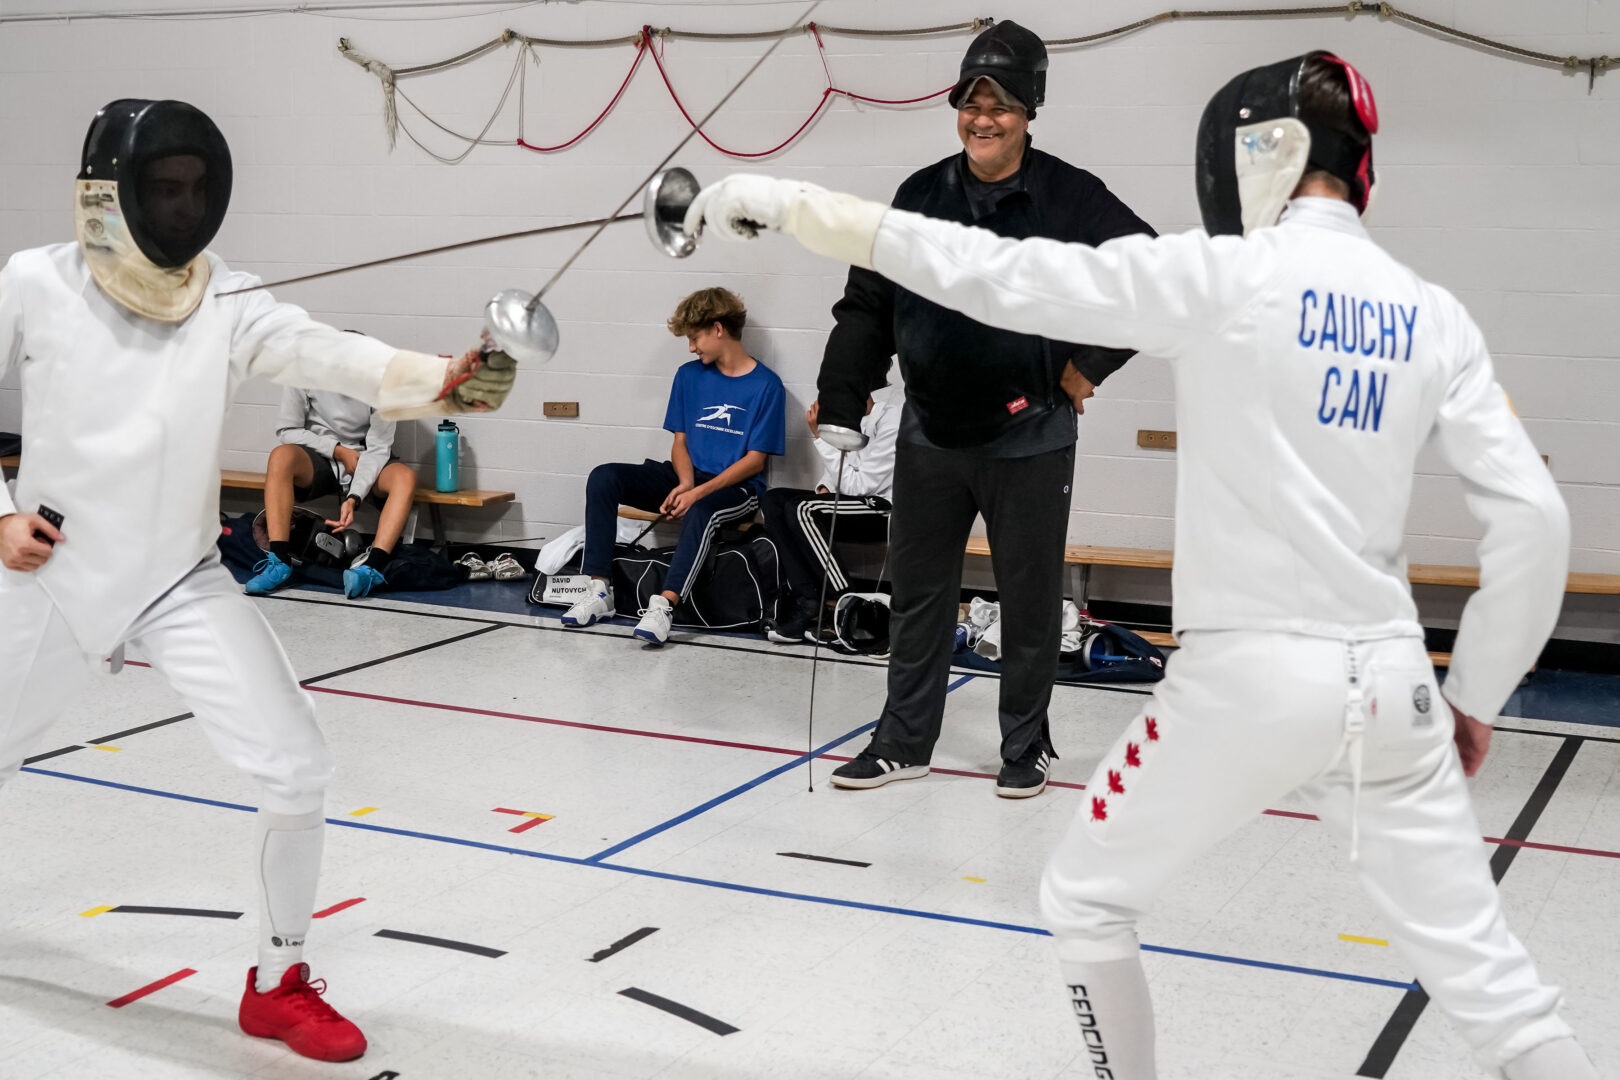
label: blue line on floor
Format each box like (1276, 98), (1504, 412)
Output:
(584, 719), (879, 863)
(585, 673), (979, 864)
(19, 762), (1414, 993)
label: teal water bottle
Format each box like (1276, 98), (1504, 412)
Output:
(435, 419), (460, 492)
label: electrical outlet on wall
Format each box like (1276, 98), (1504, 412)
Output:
(1137, 429), (1177, 451)
(544, 402), (579, 418)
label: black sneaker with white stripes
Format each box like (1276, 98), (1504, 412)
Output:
(995, 744), (1053, 798)
(829, 748), (929, 789)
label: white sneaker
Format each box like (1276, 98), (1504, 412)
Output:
(456, 552), (492, 582)
(633, 595), (673, 646)
(561, 582), (614, 627)
(488, 553), (526, 581)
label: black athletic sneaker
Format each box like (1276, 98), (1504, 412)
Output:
(830, 748), (930, 789)
(766, 597), (817, 645)
(995, 744), (1053, 799)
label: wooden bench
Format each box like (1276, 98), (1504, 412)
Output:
(0, 455), (17, 470)
(220, 469), (513, 548)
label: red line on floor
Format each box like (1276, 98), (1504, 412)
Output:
(492, 807), (528, 816)
(106, 968), (196, 1008)
(312, 897), (366, 919)
(508, 816), (551, 834)
(295, 688), (1620, 861)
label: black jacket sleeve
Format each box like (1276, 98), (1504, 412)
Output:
(1066, 175), (1159, 387)
(817, 265), (896, 433)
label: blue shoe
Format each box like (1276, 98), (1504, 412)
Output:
(244, 553), (293, 596)
(342, 564), (386, 600)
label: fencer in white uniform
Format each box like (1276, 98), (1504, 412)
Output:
(683, 52), (1596, 1080)
(0, 99), (515, 1061)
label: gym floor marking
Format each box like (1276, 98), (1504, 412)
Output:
(1339, 934), (1389, 947)
(91, 745), (120, 751)
(105, 968), (197, 1009)
(777, 851), (872, 868)
(589, 926), (659, 963)
(79, 905), (115, 917)
(313, 897), (366, 919)
(349, 806), (380, 816)
(962, 876), (986, 883)
(618, 987), (739, 1036)
(492, 807), (554, 833)
(374, 929), (507, 958)
(109, 905), (243, 919)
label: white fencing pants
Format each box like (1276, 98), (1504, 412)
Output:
(0, 555), (333, 984)
(1040, 630), (1575, 1078)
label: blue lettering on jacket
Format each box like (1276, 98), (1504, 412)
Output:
(1339, 295), (1358, 354)
(1359, 300), (1376, 356)
(1298, 290), (1318, 347)
(1319, 366), (1388, 431)
(1398, 304), (1419, 362)
(1379, 301), (1397, 360)
(1318, 366), (1341, 424)
(1297, 289), (1418, 363)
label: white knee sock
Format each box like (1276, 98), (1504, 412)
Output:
(254, 807), (324, 993)
(1059, 955), (1158, 1080)
(1503, 1036), (1598, 1080)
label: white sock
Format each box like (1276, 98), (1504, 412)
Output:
(1504, 1036), (1598, 1080)
(1059, 955), (1158, 1080)
(254, 807), (324, 993)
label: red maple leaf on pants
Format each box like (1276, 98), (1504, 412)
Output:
(1124, 742), (1142, 768)
(1091, 797), (1108, 821)
(1145, 717), (1160, 741)
(1107, 770), (1125, 794)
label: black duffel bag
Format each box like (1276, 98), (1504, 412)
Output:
(612, 536), (781, 630)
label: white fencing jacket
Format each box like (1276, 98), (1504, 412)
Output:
(865, 198), (1568, 725)
(811, 393), (901, 498)
(0, 243), (447, 655)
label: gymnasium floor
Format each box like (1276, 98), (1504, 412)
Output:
(3, 582), (1617, 1079)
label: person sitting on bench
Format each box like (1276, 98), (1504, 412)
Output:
(562, 287), (786, 646)
(245, 385), (418, 600)
(760, 380), (901, 644)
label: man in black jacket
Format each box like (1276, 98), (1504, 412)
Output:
(820, 21), (1155, 798)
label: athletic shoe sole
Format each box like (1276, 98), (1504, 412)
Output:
(560, 609), (610, 628)
(994, 777), (1048, 799)
(765, 628), (805, 645)
(829, 764), (929, 790)
(632, 628), (667, 646)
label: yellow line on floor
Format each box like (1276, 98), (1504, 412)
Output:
(961, 877), (986, 883)
(1338, 933), (1388, 946)
(92, 745), (121, 751)
(80, 905), (115, 917)
(522, 812), (554, 819)
(349, 807), (380, 817)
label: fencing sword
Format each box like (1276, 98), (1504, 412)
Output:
(801, 419), (866, 790)
(482, 0), (822, 365)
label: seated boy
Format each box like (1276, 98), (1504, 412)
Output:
(245, 386), (418, 599)
(563, 287), (786, 645)
(760, 381), (900, 643)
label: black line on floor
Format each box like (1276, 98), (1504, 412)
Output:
(618, 987), (739, 1036)
(373, 929), (506, 958)
(111, 905), (243, 919)
(89, 712), (194, 745)
(22, 744), (85, 765)
(1496, 724), (1620, 745)
(264, 593), (1158, 698)
(777, 851), (872, 868)
(1354, 735), (1583, 1077)
(588, 926), (659, 963)
(365, 1072), (401, 1080)
(300, 622), (504, 686)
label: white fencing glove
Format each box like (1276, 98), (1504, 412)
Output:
(684, 174), (889, 269)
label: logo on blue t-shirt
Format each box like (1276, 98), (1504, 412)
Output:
(697, 403), (747, 429)
(665, 359), (786, 495)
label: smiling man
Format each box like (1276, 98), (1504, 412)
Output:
(811, 21), (1157, 798)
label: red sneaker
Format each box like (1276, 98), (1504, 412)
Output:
(238, 964), (367, 1062)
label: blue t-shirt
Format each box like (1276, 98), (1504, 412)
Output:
(663, 358), (786, 495)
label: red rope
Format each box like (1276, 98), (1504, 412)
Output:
(517, 33), (648, 153)
(645, 23), (951, 159)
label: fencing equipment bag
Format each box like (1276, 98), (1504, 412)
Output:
(832, 592), (892, 656)
(1195, 51), (1377, 236)
(76, 98), (232, 321)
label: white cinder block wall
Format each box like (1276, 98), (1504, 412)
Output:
(0, 0), (1615, 629)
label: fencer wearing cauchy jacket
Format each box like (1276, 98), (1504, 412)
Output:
(687, 182), (1565, 728)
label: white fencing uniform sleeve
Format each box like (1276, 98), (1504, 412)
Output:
(1430, 315), (1569, 725)
(347, 410), (395, 503)
(0, 263), (24, 519)
(871, 209), (1252, 359)
(843, 400), (901, 498)
(274, 387), (338, 458)
(230, 287), (446, 414)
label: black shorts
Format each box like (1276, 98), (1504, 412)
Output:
(290, 444), (396, 506)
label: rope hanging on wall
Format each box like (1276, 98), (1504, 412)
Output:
(339, 3), (1613, 163)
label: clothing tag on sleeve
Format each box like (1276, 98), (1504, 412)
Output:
(1006, 396), (1029, 415)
